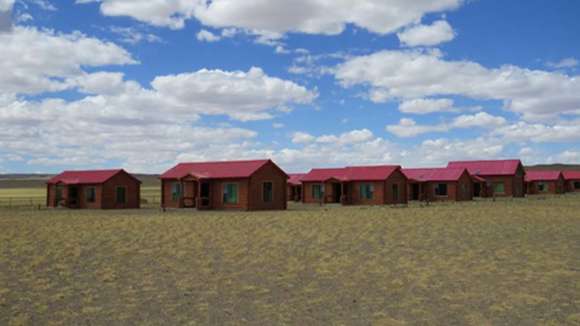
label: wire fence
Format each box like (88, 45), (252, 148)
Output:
(0, 195), (162, 210)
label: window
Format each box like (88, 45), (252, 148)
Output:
(116, 187), (126, 204)
(223, 183), (238, 204)
(434, 183), (448, 196)
(537, 182), (548, 193)
(359, 183), (374, 200)
(392, 184), (399, 201)
(85, 187), (96, 203)
(263, 182), (273, 202)
(575, 181), (580, 190)
(171, 182), (182, 201)
(312, 184), (324, 200)
(493, 182), (505, 194)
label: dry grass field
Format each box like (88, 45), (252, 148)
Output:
(1, 197), (579, 325)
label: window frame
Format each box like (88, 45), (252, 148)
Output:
(115, 186), (127, 204)
(434, 183), (448, 197)
(493, 182), (505, 195)
(171, 182), (182, 202)
(537, 182), (548, 193)
(85, 186), (96, 203)
(359, 183), (374, 200)
(262, 181), (274, 203)
(223, 183), (239, 205)
(312, 184), (324, 200)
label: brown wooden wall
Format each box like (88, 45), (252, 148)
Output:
(101, 172), (140, 209)
(526, 178), (565, 195)
(247, 162), (287, 210)
(384, 170), (408, 205)
(161, 162), (287, 211)
(47, 172), (139, 209)
(348, 181), (385, 205)
(566, 179), (580, 193)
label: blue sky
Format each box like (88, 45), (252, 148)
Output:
(1, 0), (579, 173)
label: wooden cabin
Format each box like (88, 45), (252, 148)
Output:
(159, 159), (288, 211)
(287, 173), (306, 202)
(46, 169), (141, 209)
(447, 160), (526, 198)
(403, 168), (473, 202)
(563, 171), (580, 193)
(301, 165), (408, 206)
(525, 170), (565, 195)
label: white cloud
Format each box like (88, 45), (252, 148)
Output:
(547, 57), (578, 69)
(386, 118), (448, 137)
(452, 112), (506, 128)
(386, 112), (506, 137)
(0, 0), (14, 11)
(398, 98), (457, 114)
(0, 26), (136, 95)
(493, 121), (580, 143)
(196, 29), (221, 42)
(336, 49), (580, 120)
(409, 137), (505, 166)
(292, 132), (316, 144)
(397, 20), (455, 47)
(77, 0), (464, 38)
(151, 67), (317, 121)
(110, 26), (162, 44)
(557, 150), (580, 163)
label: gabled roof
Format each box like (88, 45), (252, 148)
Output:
(47, 169), (138, 185)
(525, 170), (563, 182)
(403, 168), (468, 182)
(344, 165), (401, 181)
(563, 170), (580, 180)
(301, 165), (401, 182)
(301, 168), (349, 182)
(160, 159), (285, 180)
(447, 160), (523, 176)
(288, 173), (306, 186)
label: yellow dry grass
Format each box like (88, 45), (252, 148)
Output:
(0, 196), (579, 325)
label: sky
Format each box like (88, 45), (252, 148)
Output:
(0, 0), (579, 174)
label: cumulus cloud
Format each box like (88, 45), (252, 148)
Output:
(196, 29), (220, 42)
(109, 26), (162, 44)
(77, 0), (464, 38)
(0, 26), (136, 95)
(386, 112), (507, 137)
(336, 49), (580, 121)
(493, 121), (580, 143)
(398, 98), (457, 114)
(150, 67), (317, 121)
(546, 57), (578, 69)
(397, 20), (455, 47)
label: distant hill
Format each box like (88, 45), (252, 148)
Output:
(0, 174), (160, 189)
(525, 164), (580, 171)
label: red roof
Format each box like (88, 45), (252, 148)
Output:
(47, 169), (135, 185)
(525, 170), (563, 182)
(344, 165), (400, 181)
(288, 173), (306, 185)
(160, 159), (285, 179)
(301, 165), (401, 182)
(447, 160), (523, 176)
(403, 168), (467, 182)
(301, 168), (349, 182)
(563, 170), (580, 180)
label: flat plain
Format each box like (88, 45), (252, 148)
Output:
(0, 196), (579, 325)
